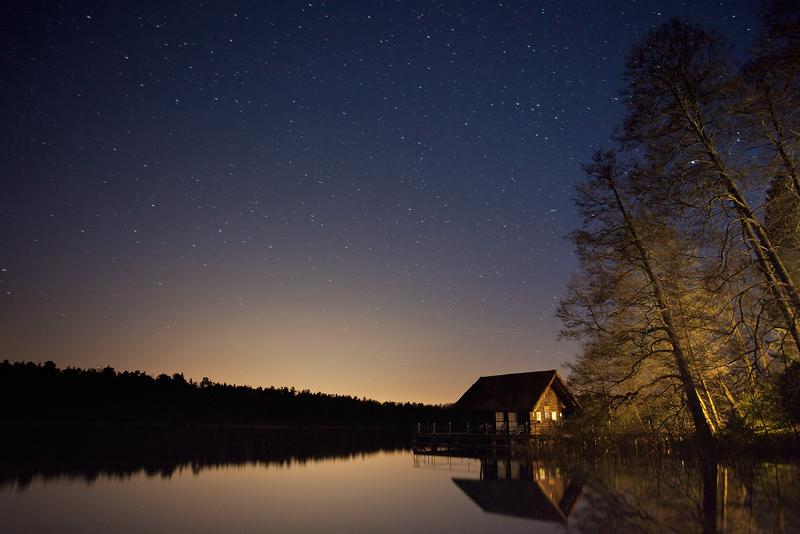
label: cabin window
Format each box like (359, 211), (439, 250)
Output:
(551, 411), (557, 421)
(508, 412), (518, 431)
(535, 411), (542, 422)
(543, 407), (550, 420)
(495, 412), (505, 430)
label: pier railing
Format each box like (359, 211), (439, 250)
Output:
(413, 421), (552, 436)
(412, 422), (686, 458)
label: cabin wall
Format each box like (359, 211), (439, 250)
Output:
(531, 386), (565, 429)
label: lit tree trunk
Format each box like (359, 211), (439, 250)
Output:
(560, 151), (717, 442)
(610, 175), (716, 441)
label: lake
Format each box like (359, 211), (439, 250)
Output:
(0, 426), (797, 533)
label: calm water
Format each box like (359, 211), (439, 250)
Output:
(0, 426), (798, 533)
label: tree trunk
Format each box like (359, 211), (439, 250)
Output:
(613, 181), (717, 442)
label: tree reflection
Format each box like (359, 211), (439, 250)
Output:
(416, 450), (800, 532)
(0, 424), (411, 488)
(568, 457), (800, 534)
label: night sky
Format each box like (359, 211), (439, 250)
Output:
(1, 1), (760, 404)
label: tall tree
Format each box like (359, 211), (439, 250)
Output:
(744, 1), (800, 363)
(744, 0), (800, 195)
(560, 9), (800, 440)
(558, 151), (717, 441)
(618, 17), (800, 358)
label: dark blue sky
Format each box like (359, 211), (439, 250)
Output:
(1, 0), (760, 402)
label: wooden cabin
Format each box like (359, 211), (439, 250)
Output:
(454, 370), (581, 433)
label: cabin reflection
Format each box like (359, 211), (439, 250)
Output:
(412, 454), (583, 524)
(453, 459), (583, 523)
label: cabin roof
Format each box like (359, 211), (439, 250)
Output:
(453, 370), (581, 413)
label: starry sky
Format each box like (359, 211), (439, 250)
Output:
(1, 0), (760, 404)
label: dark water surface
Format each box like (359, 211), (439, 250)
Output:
(0, 426), (798, 533)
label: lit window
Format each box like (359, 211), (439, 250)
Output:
(508, 412), (518, 430)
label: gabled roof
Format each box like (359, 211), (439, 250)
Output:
(453, 370), (581, 413)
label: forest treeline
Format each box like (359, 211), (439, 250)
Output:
(558, 1), (800, 444)
(0, 360), (450, 427)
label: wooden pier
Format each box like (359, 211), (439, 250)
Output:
(413, 431), (560, 458)
(412, 426), (684, 459)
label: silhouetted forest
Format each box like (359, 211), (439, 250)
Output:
(0, 360), (451, 426)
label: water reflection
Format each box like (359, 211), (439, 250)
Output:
(569, 457), (800, 534)
(452, 459), (583, 523)
(0, 424), (410, 487)
(1, 425), (798, 533)
(411, 450), (800, 533)
(1, 427), (563, 534)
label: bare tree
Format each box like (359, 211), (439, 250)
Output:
(558, 151), (716, 441)
(744, 0), (800, 196)
(618, 18), (800, 358)
(560, 11), (800, 440)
